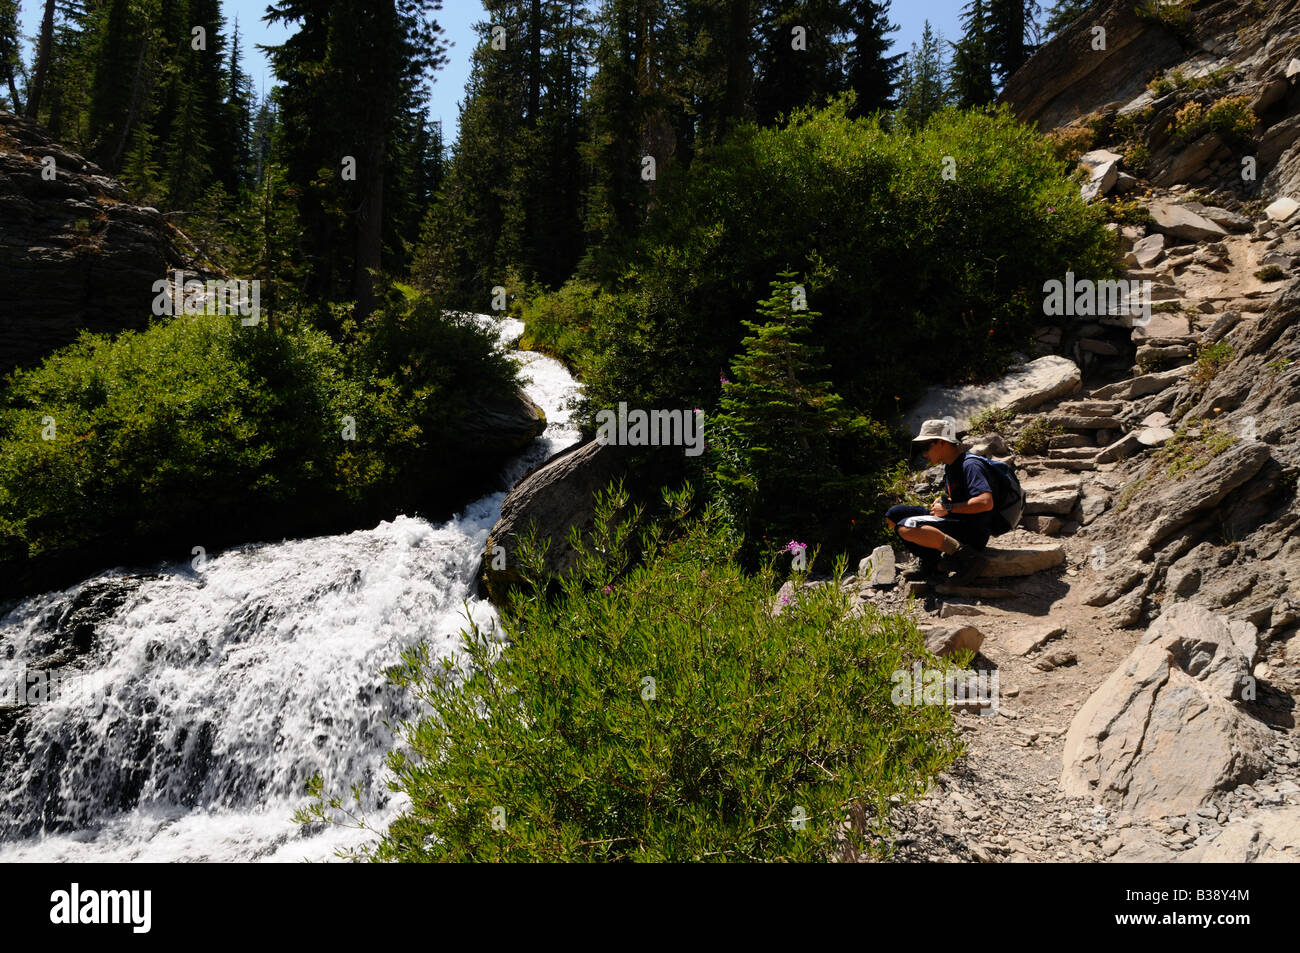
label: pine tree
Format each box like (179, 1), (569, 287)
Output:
(710, 273), (885, 549)
(752, 0), (854, 126)
(0, 0), (21, 111)
(896, 20), (946, 129)
(1044, 0), (1092, 37)
(948, 0), (996, 108)
(267, 0), (449, 317)
(222, 21), (255, 194)
(986, 0), (1040, 82)
(844, 0), (902, 115)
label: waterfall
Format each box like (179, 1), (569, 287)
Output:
(0, 317), (580, 861)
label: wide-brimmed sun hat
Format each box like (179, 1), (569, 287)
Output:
(911, 418), (960, 445)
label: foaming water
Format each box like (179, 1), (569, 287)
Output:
(0, 317), (580, 861)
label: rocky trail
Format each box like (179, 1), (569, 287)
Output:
(846, 181), (1300, 863)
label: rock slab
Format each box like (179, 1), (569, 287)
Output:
(1060, 603), (1270, 818)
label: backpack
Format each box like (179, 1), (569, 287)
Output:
(965, 453), (1027, 536)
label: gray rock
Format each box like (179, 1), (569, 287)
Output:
(1182, 203), (1253, 233)
(1128, 441), (1272, 558)
(0, 112), (194, 373)
(921, 624), (985, 658)
(1177, 806), (1300, 862)
(1061, 604), (1270, 818)
(1021, 476), (1083, 516)
(903, 356), (1081, 435)
(860, 545), (896, 587)
(1081, 567), (1145, 607)
(1003, 624), (1066, 657)
(1265, 197), (1300, 222)
(1137, 426), (1175, 446)
(1199, 310), (1242, 345)
(1133, 233), (1167, 268)
(1149, 201), (1229, 242)
(480, 439), (632, 600)
(973, 534), (1066, 578)
(1095, 431), (1144, 463)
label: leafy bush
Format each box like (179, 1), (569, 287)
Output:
(1171, 101), (1207, 141)
(968, 405), (1016, 435)
(1192, 341), (1234, 383)
(1046, 125), (1095, 162)
(0, 289), (521, 589)
(306, 486), (962, 862)
(1013, 417), (1064, 456)
(1204, 95), (1258, 144)
(1255, 264), (1286, 282)
(516, 278), (604, 375)
(1105, 197), (1154, 226)
(1173, 96), (1257, 145)
(583, 100), (1119, 436)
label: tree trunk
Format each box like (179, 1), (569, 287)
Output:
(110, 35), (150, 172)
(24, 0), (55, 118)
(353, 0), (396, 319)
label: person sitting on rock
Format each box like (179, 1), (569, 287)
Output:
(885, 418), (994, 581)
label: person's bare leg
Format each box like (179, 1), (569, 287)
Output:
(898, 524), (961, 555)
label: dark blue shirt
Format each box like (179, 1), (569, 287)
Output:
(945, 452), (994, 526)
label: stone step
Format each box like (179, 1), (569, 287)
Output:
(1135, 344), (1192, 363)
(1048, 433), (1092, 449)
(1089, 366), (1187, 400)
(1054, 400), (1123, 416)
(935, 584), (1017, 599)
(971, 539), (1067, 579)
(1048, 447), (1100, 460)
(1039, 458), (1098, 471)
(1046, 415), (1124, 429)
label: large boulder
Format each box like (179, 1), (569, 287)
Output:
(478, 439), (632, 600)
(903, 356), (1081, 436)
(462, 389), (548, 456)
(1000, 1), (1184, 131)
(0, 111), (193, 373)
(1060, 604), (1271, 818)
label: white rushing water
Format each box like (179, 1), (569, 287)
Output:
(0, 317), (580, 862)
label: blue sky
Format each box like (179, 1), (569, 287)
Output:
(17, 0), (966, 141)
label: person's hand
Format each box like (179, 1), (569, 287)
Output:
(930, 497), (949, 517)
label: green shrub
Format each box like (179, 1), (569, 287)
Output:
(1204, 95), (1258, 144)
(1173, 96), (1257, 145)
(1255, 264), (1286, 282)
(517, 278), (603, 375)
(1106, 196), (1154, 226)
(1046, 125), (1095, 162)
(305, 487), (963, 862)
(583, 100), (1118, 437)
(707, 275), (896, 554)
(1171, 101), (1207, 141)
(1013, 417), (1064, 456)
(968, 405), (1016, 435)
(0, 287), (520, 586)
(1192, 341), (1234, 383)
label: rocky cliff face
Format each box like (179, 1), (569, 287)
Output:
(1004, 0), (1300, 200)
(0, 111), (191, 374)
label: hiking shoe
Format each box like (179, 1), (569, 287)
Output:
(902, 558), (942, 581)
(938, 546), (983, 584)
